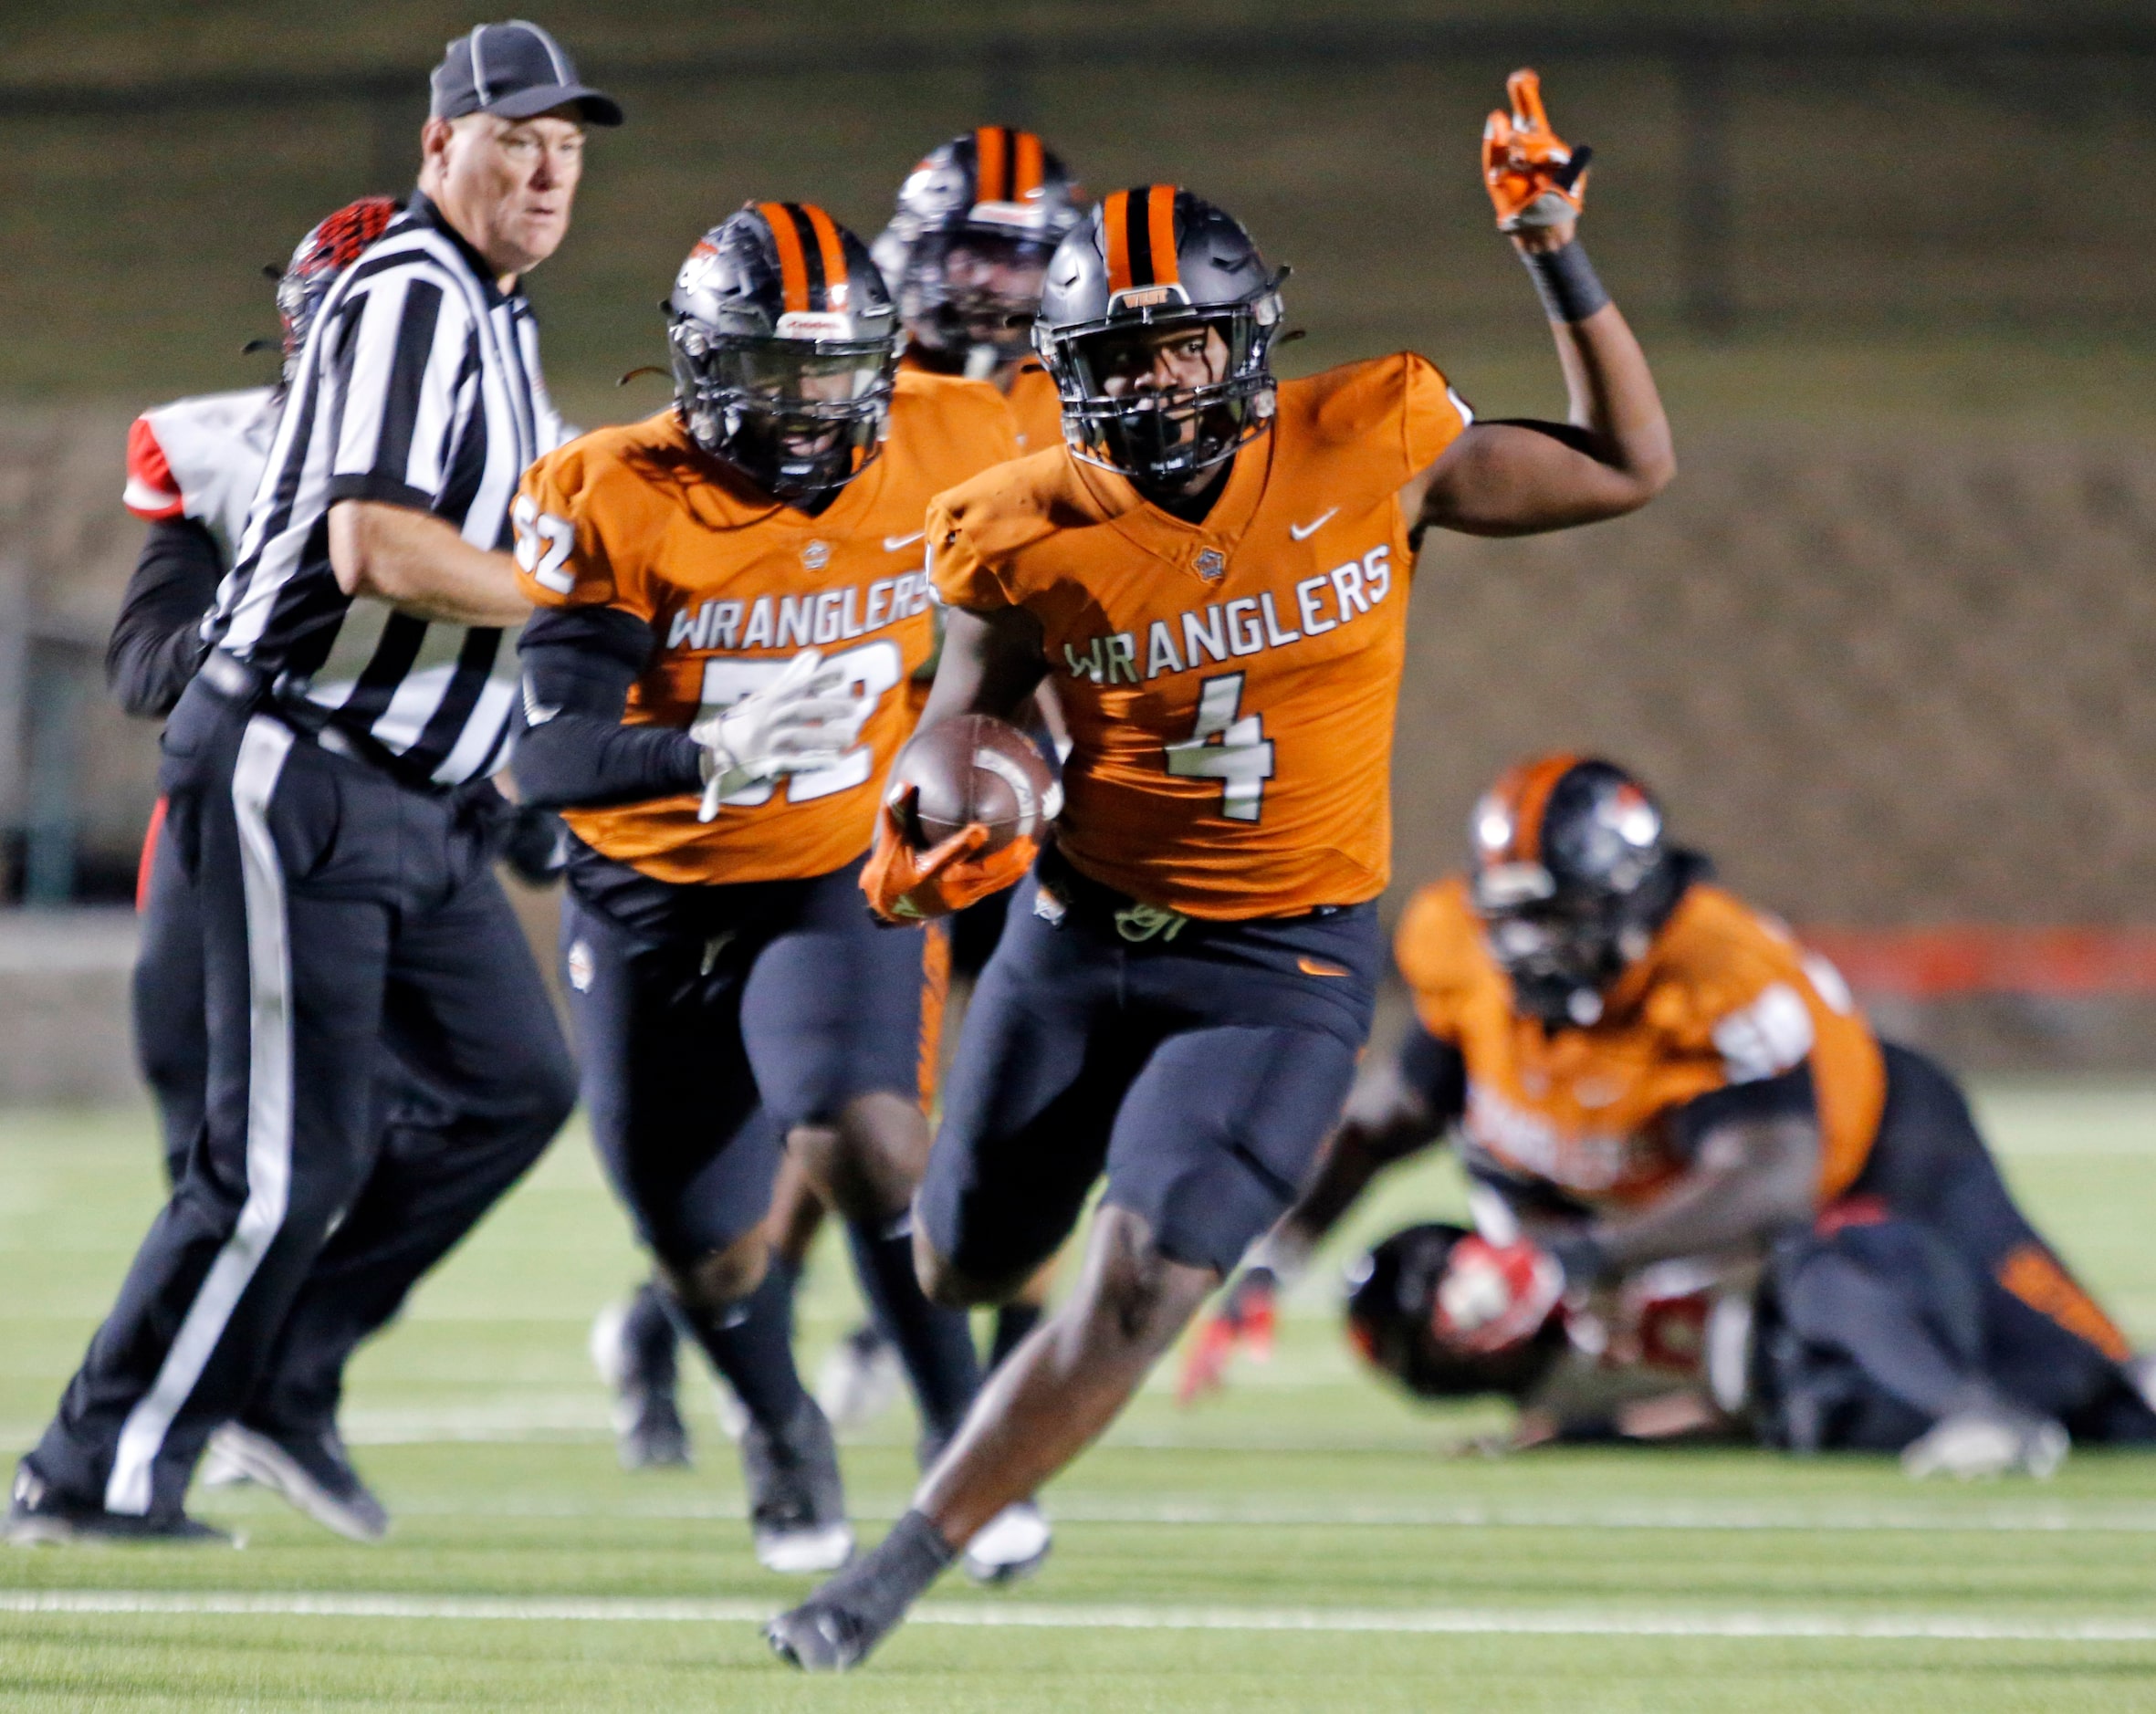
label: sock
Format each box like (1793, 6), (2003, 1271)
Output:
(623, 1280), (680, 1392)
(845, 1216), (980, 1444)
(821, 1508), (956, 1625)
(989, 1301), (1043, 1374)
(667, 1260), (808, 1433)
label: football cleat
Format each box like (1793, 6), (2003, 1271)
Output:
(1177, 1269), (1278, 1405)
(815, 1322), (905, 1433)
(766, 1594), (881, 1673)
(5, 1464), (237, 1548)
(1902, 1405), (2069, 1481)
(741, 1398), (854, 1574)
(590, 1288), (693, 1470)
(196, 1426), (253, 1489)
(959, 1499), (1052, 1585)
(205, 1422), (389, 1543)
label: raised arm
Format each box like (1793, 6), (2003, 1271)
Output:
(1404, 71), (1674, 540)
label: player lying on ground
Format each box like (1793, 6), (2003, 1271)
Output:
(767, 70), (1675, 1669)
(107, 198), (570, 1544)
(1189, 754), (2156, 1475)
(590, 127), (1080, 1584)
(511, 201), (1041, 1575)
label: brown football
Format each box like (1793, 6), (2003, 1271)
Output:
(891, 715), (1061, 854)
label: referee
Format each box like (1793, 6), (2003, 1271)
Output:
(9, 23), (619, 1542)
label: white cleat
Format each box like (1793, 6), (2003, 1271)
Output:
(1902, 1407), (2068, 1481)
(755, 1519), (857, 1575)
(815, 1324), (905, 1434)
(197, 1427), (252, 1489)
(961, 1499), (1052, 1585)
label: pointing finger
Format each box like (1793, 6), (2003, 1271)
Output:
(1507, 68), (1549, 136)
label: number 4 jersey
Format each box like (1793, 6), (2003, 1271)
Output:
(513, 371), (1021, 884)
(928, 352), (1471, 919)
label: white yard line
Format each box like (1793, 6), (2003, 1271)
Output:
(381, 1494), (2156, 1534)
(2, 1589), (2153, 1644)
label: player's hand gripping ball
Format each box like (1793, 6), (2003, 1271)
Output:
(861, 715), (1059, 923)
(1482, 69), (1592, 232)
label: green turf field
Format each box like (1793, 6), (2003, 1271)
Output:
(4, 1085), (2156, 1709)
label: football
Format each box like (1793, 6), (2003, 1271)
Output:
(890, 714), (1061, 854)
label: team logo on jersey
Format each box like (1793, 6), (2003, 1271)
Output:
(1193, 547), (1226, 581)
(566, 940), (594, 994)
(802, 539), (832, 570)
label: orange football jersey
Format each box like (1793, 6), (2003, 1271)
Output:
(929, 353), (1470, 918)
(1002, 360), (1063, 455)
(1396, 876), (1887, 1211)
(515, 371), (1021, 885)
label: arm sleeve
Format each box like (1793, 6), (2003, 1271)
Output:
(1664, 1062), (1818, 1165)
(1395, 1022), (1469, 1130)
(105, 517), (222, 718)
(324, 270), (476, 512)
(511, 604), (705, 810)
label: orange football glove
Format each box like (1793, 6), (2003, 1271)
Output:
(1176, 1269), (1279, 1406)
(860, 783), (1036, 924)
(1482, 69), (1592, 232)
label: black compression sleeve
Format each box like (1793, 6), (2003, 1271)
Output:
(1666, 1062), (1818, 1164)
(511, 604), (706, 810)
(106, 517), (222, 718)
(1396, 1022), (1469, 1130)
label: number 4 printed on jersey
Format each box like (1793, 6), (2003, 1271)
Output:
(1165, 672), (1274, 822)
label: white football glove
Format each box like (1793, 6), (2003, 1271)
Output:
(690, 649), (869, 822)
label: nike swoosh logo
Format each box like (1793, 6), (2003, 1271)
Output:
(1297, 956), (1350, 977)
(884, 531), (925, 553)
(1288, 508), (1338, 542)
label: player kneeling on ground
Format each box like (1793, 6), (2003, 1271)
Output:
(1191, 755), (2156, 1475)
(769, 71), (1675, 1669)
(513, 204), (1021, 1573)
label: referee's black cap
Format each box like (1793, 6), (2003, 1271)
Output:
(428, 21), (623, 129)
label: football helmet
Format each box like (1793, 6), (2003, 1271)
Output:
(1469, 754), (1690, 1028)
(273, 196), (400, 387)
(873, 127), (1084, 377)
(1345, 1223), (1568, 1402)
(667, 202), (899, 503)
(1033, 184), (1285, 490)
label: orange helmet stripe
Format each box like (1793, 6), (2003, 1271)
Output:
(799, 203), (850, 311)
(975, 125), (1009, 203)
(1103, 188), (1133, 293)
(759, 200), (811, 314)
(1146, 184), (1181, 287)
(1509, 753), (1582, 864)
(1013, 129), (1044, 198)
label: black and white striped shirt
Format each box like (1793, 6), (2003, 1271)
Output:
(210, 193), (565, 787)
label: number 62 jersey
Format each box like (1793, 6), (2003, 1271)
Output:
(513, 370), (1020, 884)
(927, 352), (1470, 919)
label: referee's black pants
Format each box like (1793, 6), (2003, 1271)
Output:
(131, 782), (530, 1442)
(26, 675), (575, 1521)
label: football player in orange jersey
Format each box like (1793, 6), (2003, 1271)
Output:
(768, 73), (1676, 1669)
(872, 125), (1086, 449)
(1190, 756), (2156, 1476)
(731, 132), (1087, 1553)
(510, 203), (1026, 1574)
